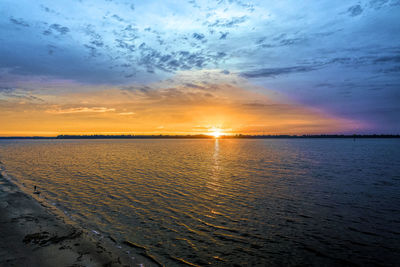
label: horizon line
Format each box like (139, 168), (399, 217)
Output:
(0, 134), (399, 139)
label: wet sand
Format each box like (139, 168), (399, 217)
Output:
(0, 172), (137, 267)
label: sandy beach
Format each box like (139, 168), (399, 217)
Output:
(0, 172), (137, 267)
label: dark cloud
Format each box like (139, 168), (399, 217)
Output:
(115, 39), (136, 52)
(50, 24), (70, 34)
(207, 16), (248, 28)
(390, 0), (400, 6)
(118, 25), (139, 40)
(241, 65), (319, 78)
(84, 25), (103, 43)
(90, 40), (104, 47)
(9, 17), (29, 27)
(242, 102), (271, 108)
(0, 86), (15, 93)
(257, 34), (307, 48)
(40, 5), (58, 14)
(0, 87), (44, 102)
(135, 42), (227, 73)
(187, 0), (200, 8)
(192, 33), (205, 40)
(221, 70), (230, 75)
(347, 5), (363, 17)
(307, 53), (400, 71)
(369, 0), (389, 9)
(327, 57), (354, 64)
(279, 38), (306, 46)
(112, 14), (124, 22)
(124, 73), (135, 78)
(84, 45), (101, 57)
(47, 45), (57, 55)
(219, 32), (229, 39)
(296, 49), (400, 72)
(167, 60), (180, 68)
(373, 55), (400, 63)
(45, 24), (70, 35)
(184, 83), (204, 89)
(313, 29), (343, 38)
(255, 37), (266, 44)
(380, 66), (400, 73)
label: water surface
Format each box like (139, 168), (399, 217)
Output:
(0, 139), (399, 266)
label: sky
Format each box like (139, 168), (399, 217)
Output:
(0, 0), (399, 136)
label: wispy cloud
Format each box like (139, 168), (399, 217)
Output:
(9, 17), (29, 27)
(47, 107), (116, 114)
(241, 66), (319, 78)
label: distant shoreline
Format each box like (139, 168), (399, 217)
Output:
(0, 134), (399, 139)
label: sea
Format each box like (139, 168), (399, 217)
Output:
(0, 138), (399, 266)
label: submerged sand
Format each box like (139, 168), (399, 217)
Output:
(0, 172), (139, 267)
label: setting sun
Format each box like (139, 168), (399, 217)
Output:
(210, 129), (223, 138)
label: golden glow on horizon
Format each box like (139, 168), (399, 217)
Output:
(209, 128), (223, 138)
(0, 71), (365, 136)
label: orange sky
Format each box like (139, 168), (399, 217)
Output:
(0, 71), (365, 136)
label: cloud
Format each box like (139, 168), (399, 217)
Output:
(373, 55), (400, 63)
(47, 107), (116, 114)
(381, 66), (400, 73)
(192, 33), (205, 40)
(84, 45), (101, 57)
(369, 0), (390, 9)
(40, 5), (58, 14)
(0, 88), (44, 102)
(84, 24), (104, 48)
(241, 66), (319, 78)
(219, 32), (229, 39)
(347, 5), (363, 17)
(111, 14), (123, 22)
(134, 43), (227, 73)
(221, 70), (230, 75)
(42, 24), (70, 36)
(207, 16), (248, 28)
(0, 86), (15, 93)
(50, 24), (70, 34)
(9, 17), (29, 27)
(184, 83), (204, 89)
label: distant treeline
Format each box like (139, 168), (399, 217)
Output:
(1, 134), (399, 139)
(56, 134), (400, 139)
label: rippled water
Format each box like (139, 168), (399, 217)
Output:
(0, 139), (399, 266)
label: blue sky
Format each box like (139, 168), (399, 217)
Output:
(1, 0), (399, 134)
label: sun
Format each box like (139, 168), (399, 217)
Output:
(210, 129), (222, 138)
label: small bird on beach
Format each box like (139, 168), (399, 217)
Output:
(33, 185), (40, 194)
